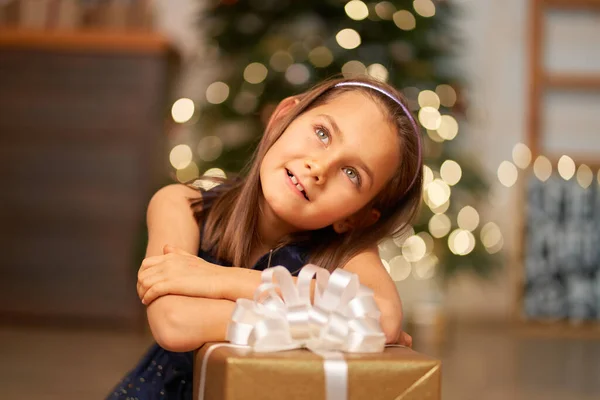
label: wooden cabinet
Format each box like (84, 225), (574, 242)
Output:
(0, 29), (175, 329)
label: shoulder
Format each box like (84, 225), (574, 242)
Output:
(341, 246), (390, 289)
(154, 183), (203, 202)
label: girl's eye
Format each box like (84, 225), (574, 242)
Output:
(315, 126), (330, 145)
(343, 167), (361, 186)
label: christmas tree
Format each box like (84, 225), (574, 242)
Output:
(176, 0), (503, 281)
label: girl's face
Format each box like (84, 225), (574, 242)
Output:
(259, 91), (401, 231)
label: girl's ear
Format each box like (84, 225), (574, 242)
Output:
(333, 209), (381, 234)
(266, 96), (300, 132)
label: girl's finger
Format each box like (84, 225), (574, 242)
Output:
(138, 271), (166, 301)
(139, 255), (166, 271)
(142, 281), (169, 305)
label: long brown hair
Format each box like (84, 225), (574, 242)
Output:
(191, 75), (423, 270)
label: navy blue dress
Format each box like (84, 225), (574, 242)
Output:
(107, 191), (309, 399)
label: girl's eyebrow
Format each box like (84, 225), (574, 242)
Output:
(318, 113), (374, 189)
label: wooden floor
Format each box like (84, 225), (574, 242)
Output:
(1, 321), (599, 399)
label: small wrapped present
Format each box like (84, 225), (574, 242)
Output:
(193, 265), (441, 400)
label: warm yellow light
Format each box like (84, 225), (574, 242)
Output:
(413, 254), (438, 280)
(497, 161), (518, 187)
(418, 90), (440, 109)
(418, 107), (442, 130)
(308, 46), (333, 68)
(336, 28), (361, 50)
(381, 259), (391, 274)
(457, 206), (480, 232)
(426, 179), (451, 207)
(437, 115), (458, 140)
(402, 235), (427, 262)
(413, 0), (436, 18)
(341, 60), (367, 77)
(423, 165), (434, 187)
(389, 255), (411, 281)
(203, 167), (227, 179)
(205, 82), (229, 105)
(435, 84), (457, 107)
(426, 129), (445, 143)
(375, 1), (396, 20)
(367, 63), (389, 82)
(576, 164), (593, 188)
(243, 62), (268, 84)
(270, 51), (294, 72)
(557, 155), (575, 180)
(176, 162), (199, 183)
(417, 231), (434, 255)
(448, 229), (475, 256)
(512, 142), (532, 169)
(285, 64), (310, 85)
(481, 222), (503, 254)
(392, 226), (415, 248)
(533, 156), (552, 182)
(440, 159), (462, 186)
(393, 10), (416, 31)
(197, 136), (223, 162)
(345, 0), (369, 20)
(429, 214), (451, 238)
(171, 98), (195, 123)
(431, 199), (450, 214)
(169, 144), (193, 170)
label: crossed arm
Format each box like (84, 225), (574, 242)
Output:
(140, 184), (410, 352)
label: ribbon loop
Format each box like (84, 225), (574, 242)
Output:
(226, 265), (386, 354)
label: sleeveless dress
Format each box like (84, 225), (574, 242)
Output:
(107, 189), (310, 400)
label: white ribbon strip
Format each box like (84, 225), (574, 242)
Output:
(197, 265), (387, 400)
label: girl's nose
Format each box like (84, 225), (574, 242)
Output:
(304, 159), (326, 185)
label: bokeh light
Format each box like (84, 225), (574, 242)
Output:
(393, 10), (416, 31)
(448, 229), (476, 256)
(203, 167), (227, 179)
(440, 159), (462, 185)
(285, 63), (310, 85)
(533, 155), (552, 182)
(308, 46), (334, 68)
(497, 161), (518, 187)
(197, 136), (223, 162)
(426, 129), (444, 143)
(336, 28), (361, 49)
(176, 162), (199, 183)
(426, 179), (451, 207)
(417, 231), (434, 255)
(481, 222), (503, 254)
(457, 206), (480, 232)
(367, 63), (389, 82)
(413, 0), (436, 18)
(345, 0), (369, 20)
(205, 82), (230, 105)
(233, 91), (258, 114)
(412, 255), (438, 280)
(270, 51), (294, 72)
(557, 155), (575, 180)
(512, 142), (532, 169)
(341, 60), (367, 77)
(576, 164), (593, 188)
(435, 84), (457, 107)
(436, 115), (458, 140)
(418, 107), (442, 130)
(169, 144), (193, 170)
(423, 165), (434, 187)
(418, 90), (440, 109)
(402, 235), (427, 262)
(243, 62), (268, 84)
(389, 255), (411, 281)
(171, 98), (194, 123)
(375, 1), (396, 20)
(429, 214), (451, 238)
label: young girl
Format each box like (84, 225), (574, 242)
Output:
(108, 76), (422, 399)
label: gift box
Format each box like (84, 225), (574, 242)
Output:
(193, 343), (441, 400)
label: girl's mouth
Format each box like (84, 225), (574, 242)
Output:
(286, 169), (309, 200)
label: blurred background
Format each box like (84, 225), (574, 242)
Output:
(1, 0), (599, 399)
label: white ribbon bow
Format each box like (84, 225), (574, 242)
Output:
(225, 264), (386, 353)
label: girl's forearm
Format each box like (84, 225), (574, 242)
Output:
(147, 295), (236, 352)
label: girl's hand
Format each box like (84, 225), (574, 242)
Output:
(137, 245), (226, 305)
(396, 331), (413, 348)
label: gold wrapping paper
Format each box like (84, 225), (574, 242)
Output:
(193, 343), (441, 400)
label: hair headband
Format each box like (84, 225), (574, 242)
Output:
(334, 81), (423, 193)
